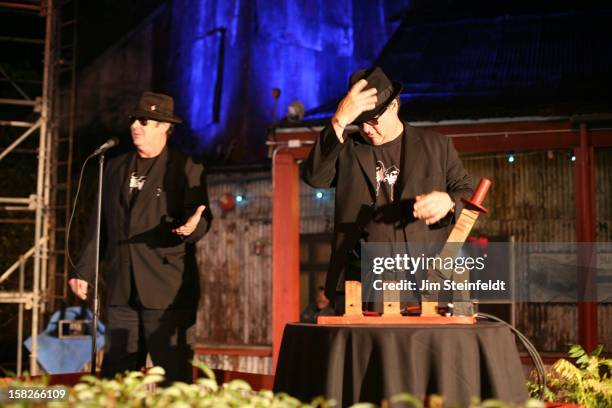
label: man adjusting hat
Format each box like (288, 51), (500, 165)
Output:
(303, 67), (473, 311)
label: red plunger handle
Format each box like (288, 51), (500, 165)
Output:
(461, 177), (492, 213)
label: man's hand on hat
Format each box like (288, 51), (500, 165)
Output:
(413, 192), (454, 225)
(172, 205), (206, 236)
(331, 79), (377, 141)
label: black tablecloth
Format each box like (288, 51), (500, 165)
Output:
(274, 322), (528, 407)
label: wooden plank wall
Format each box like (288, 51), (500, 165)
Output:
(461, 149), (611, 352)
(195, 170), (273, 374)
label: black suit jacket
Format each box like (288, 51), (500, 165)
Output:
(302, 123), (473, 303)
(74, 146), (212, 309)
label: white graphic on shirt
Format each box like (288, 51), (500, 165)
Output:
(375, 162), (385, 195)
(129, 173), (147, 191)
(375, 161), (400, 201)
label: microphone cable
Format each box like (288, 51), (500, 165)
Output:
(66, 153), (95, 269)
(67, 137), (119, 268)
(476, 312), (547, 400)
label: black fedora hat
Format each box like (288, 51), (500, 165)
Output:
(128, 92), (183, 124)
(348, 66), (403, 125)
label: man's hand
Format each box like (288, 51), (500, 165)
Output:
(331, 79), (378, 141)
(68, 278), (88, 300)
(413, 191), (454, 225)
(172, 205), (206, 236)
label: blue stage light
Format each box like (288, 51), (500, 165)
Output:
(167, 0), (396, 153)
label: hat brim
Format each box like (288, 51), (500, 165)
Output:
(353, 80), (403, 125)
(129, 109), (183, 124)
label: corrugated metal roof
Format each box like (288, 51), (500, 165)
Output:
(381, 9), (612, 93)
(289, 6), (612, 125)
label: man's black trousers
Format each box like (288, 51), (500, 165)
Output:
(101, 303), (196, 384)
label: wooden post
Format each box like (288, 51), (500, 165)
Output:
(345, 280), (362, 316)
(574, 124), (598, 351)
(272, 151), (301, 371)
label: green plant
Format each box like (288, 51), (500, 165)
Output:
(1, 361), (546, 408)
(529, 344), (612, 407)
(1, 362), (337, 408)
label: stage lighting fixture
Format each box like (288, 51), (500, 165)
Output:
(570, 154), (576, 162)
(507, 152), (516, 163)
(235, 194), (244, 203)
(287, 100), (305, 122)
(315, 191), (324, 199)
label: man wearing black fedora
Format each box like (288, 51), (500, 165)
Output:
(69, 91), (212, 382)
(303, 67), (473, 310)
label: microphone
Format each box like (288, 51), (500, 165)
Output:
(92, 137), (119, 156)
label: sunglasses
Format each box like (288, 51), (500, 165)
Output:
(358, 104), (389, 128)
(130, 117), (150, 126)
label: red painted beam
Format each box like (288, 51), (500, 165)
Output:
(574, 124), (598, 351)
(432, 120), (576, 152)
(0, 2), (41, 12)
(195, 346), (272, 357)
(450, 132), (578, 153)
(432, 120), (569, 134)
(271, 151), (301, 371)
(272, 121), (581, 156)
(283, 130), (580, 155)
(272, 131), (318, 143)
(590, 130), (612, 147)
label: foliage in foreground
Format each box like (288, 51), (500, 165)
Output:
(2, 360), (545, 408)
(3, 360), (322, 408)
(529, 344), (612, 408)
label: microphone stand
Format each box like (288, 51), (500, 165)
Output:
(90, 152), (104, 375)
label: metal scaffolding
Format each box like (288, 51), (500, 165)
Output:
(0, 0), (77, 376)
